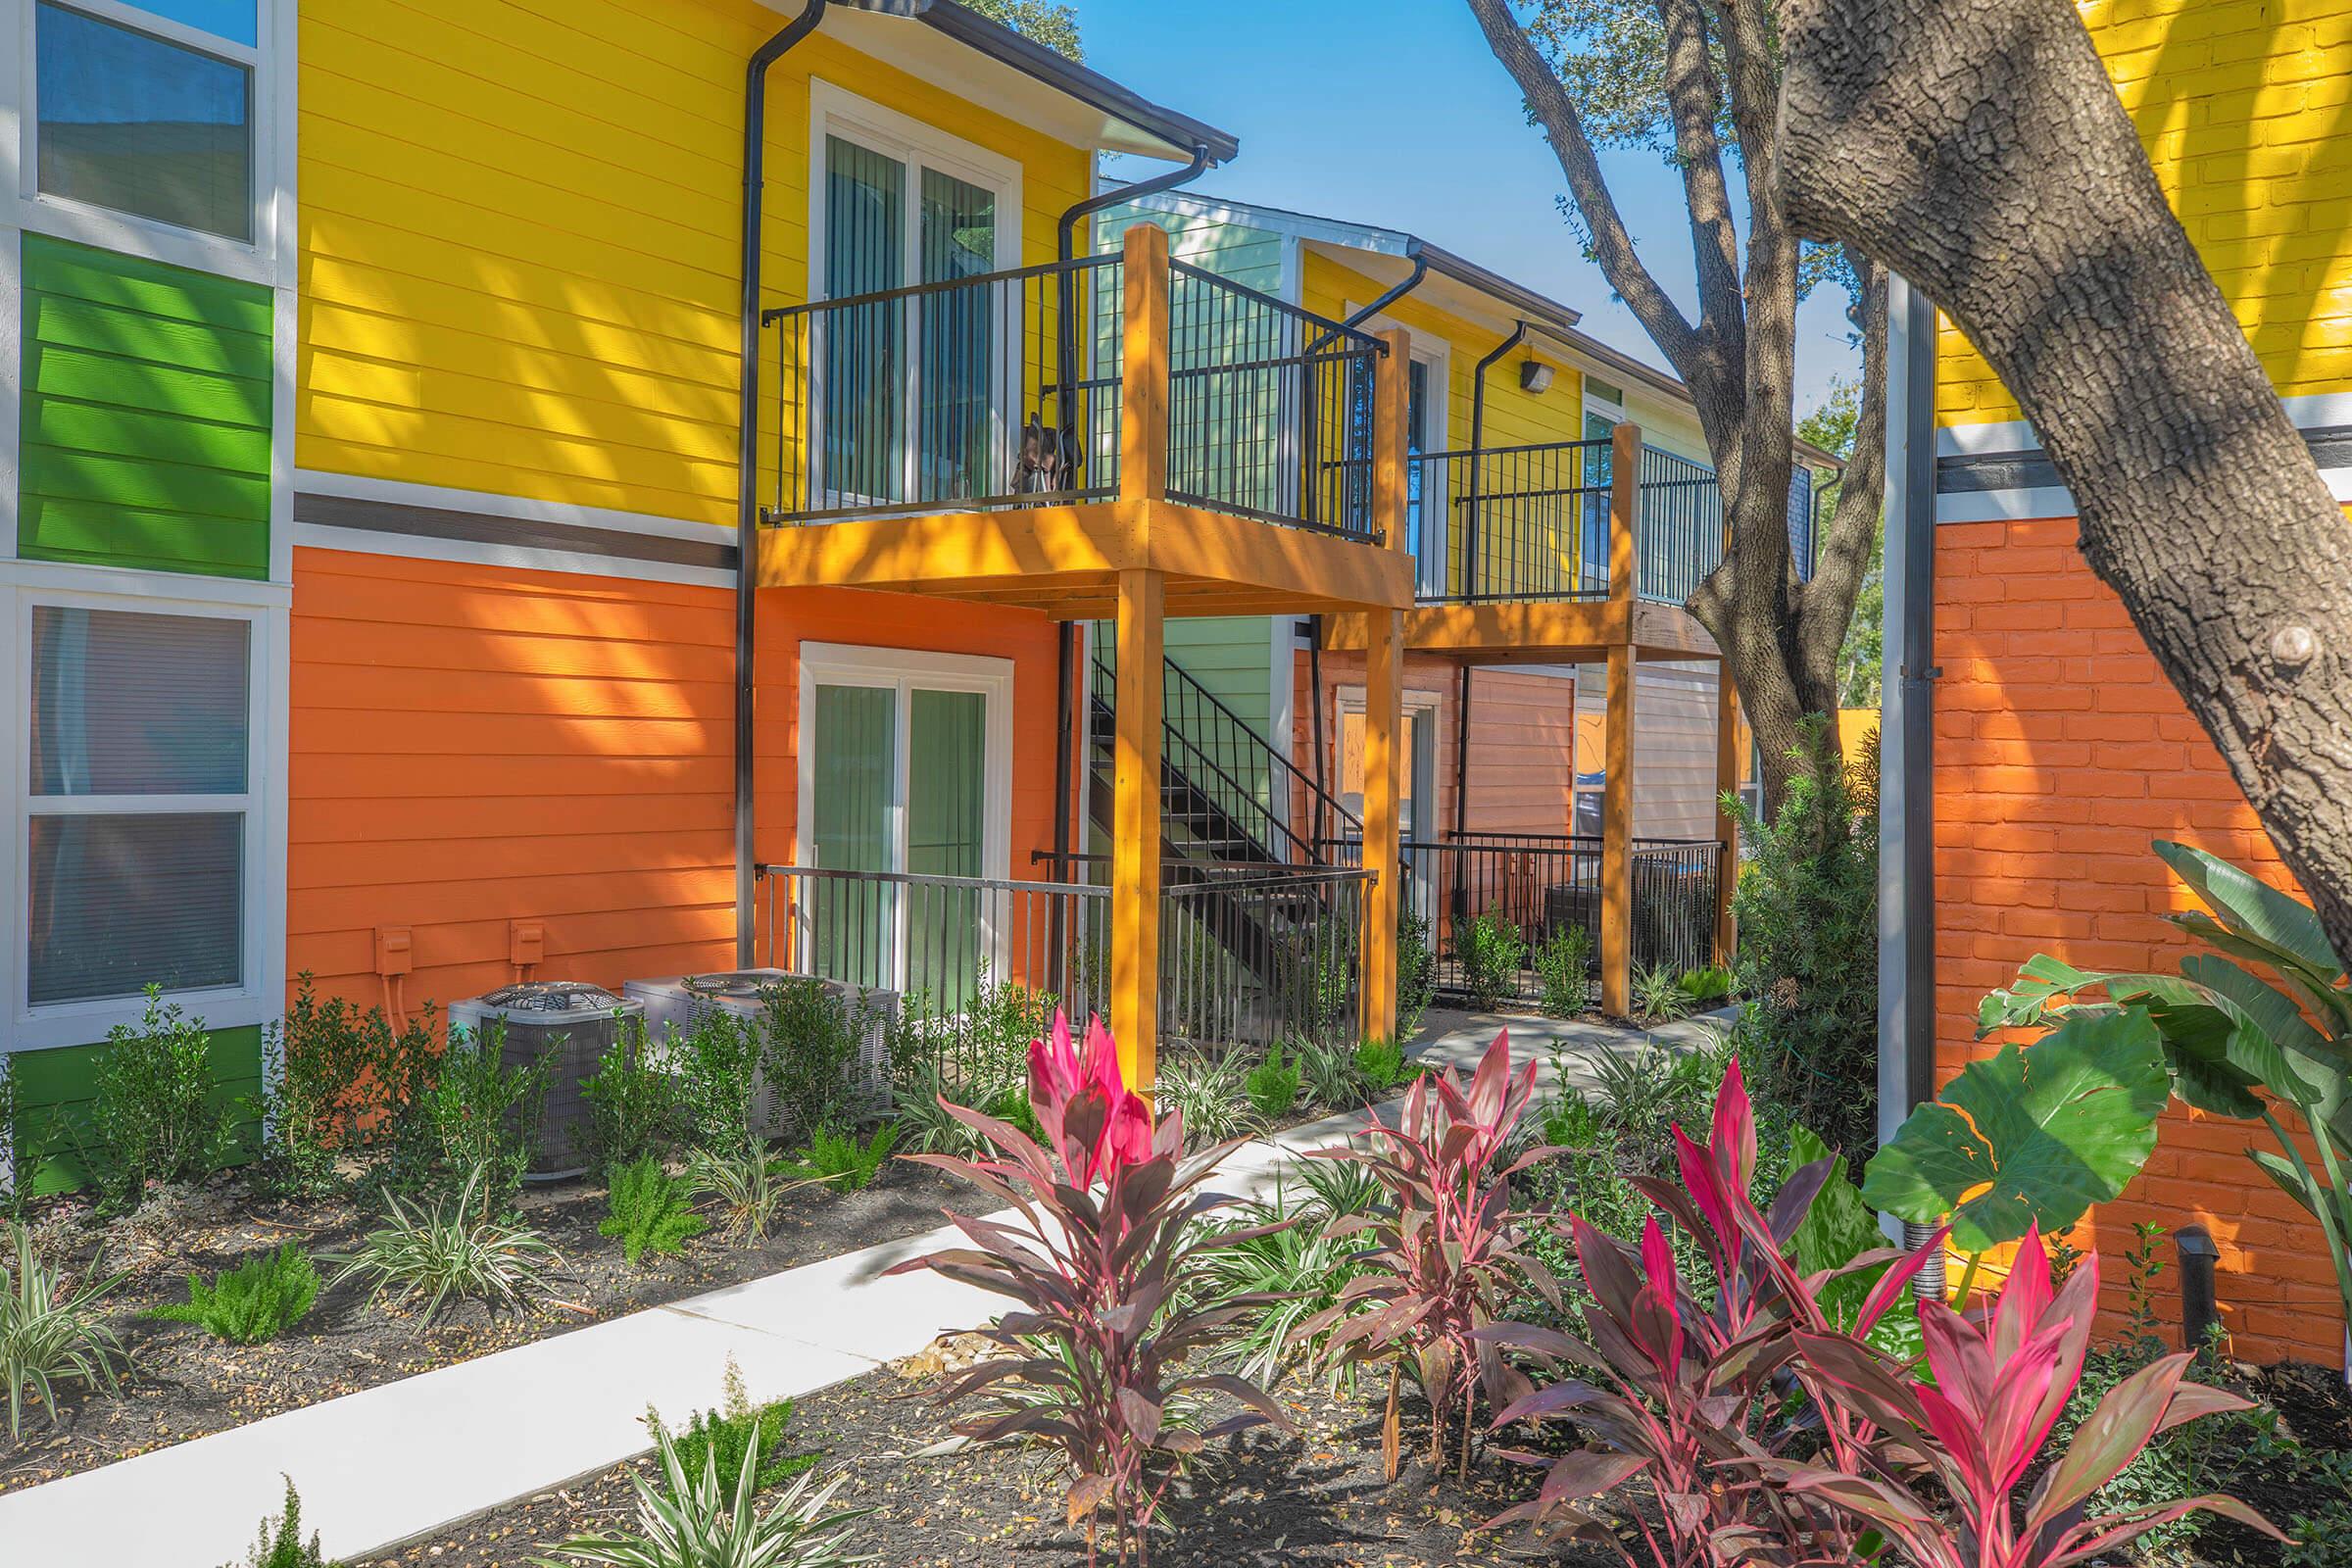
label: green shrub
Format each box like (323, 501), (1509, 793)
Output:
(2, 1222), (127, 1438)
(150, 1243), (320, 1345)
(776, 1123), (897, 1194)
(1290, 1036), (1362, 1110)
(321, 1166), (561, 1333)
(1454, 912), (1525, 1010)
(1396, 907), (1438, 1039)
(672, 1011), (764, 1158)
(384, 1024), (549, 1219)
(1242, 1050), (1300, 1121)
(1729, 717), (1879, 1158)
(891, 970), (1047, 1096)
(86, 988), (238, 1209)
(251, 975), (440, 1201)
(601, 1157), (708, 1267)
(0, 1061), (24, 1219)
(232, 1479), (338, 1568)
(1198, 1159), (1383, 1392)
(1677, 964), (1735, 1004)
(657, 1359), (817, 1496)
(1273, 913), (1359, 1050)
(1631, 963), (1694, 1022)
(758, 980), (878, 1140)
(581, 1018), (680, 1171)
(1532, 924), (1593, 1018)
(1153, 1050), (1254, 1146)
(1351, 1037), (1415, 1095)
(685, 1142), (790, 1248)
(540, 1422), (868, 1568)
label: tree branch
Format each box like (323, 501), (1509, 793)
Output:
(1656, 0), (1744, 361)
(1796, 251), (1888, 701)
(1780, 0), (2352, 962)
(1464, 0), (1703, 374)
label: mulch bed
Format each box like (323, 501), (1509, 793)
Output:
(0, 1160), (963, 1494)
(355, 1364), (1603, 1568)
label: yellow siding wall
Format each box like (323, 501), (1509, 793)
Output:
(1938, 0), (2352, 425)
(297, 0), (1091, 528)
(1298, 251), (1585, 452)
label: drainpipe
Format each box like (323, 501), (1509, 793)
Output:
(1466, 322), (1530, 601)
(734, 0), (934, 966)
(1048, 146), (1212, 896)
(1878, 273), (1941, 1272)
(1452, 665), (1472, 838)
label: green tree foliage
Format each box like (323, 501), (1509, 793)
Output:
(1729, 718), (1878, 1158)
(963, 0), (1080, 60)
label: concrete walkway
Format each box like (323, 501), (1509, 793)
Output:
(0, 1011), (1712, 1566)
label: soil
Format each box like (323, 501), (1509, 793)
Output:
(2193, 1357), (2352, 1565)
(354, 1363), (1611, 1568)
(0, 1159), (965, 1494)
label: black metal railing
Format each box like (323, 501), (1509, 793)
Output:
(1165, 262), (1385, 542)
(1407, 438), (1612, 603)
(1324, 831), (1723, 1008)
(1637, 445), (1726, 607)
(1159, 864), (1370, 1051)
(1090, 643), (1360, 868)
(763, 255), (1124, 525)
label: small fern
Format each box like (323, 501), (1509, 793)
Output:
(150, 1243), (319, 1346)
(1243, 1050), (1300, 1121)
(1352, 1037), (1416, 1094)
(652, 1358), (818, 1496)
(776, 1122), (898, 1194)
(599, 1156), (708, 1267)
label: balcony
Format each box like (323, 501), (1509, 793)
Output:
(754, 224), (1412, 619)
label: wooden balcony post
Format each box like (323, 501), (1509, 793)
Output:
(1601, 421), (1642, 1016)
(1360, 608), (1405, 1044)
(1713, 671), (1742, 966)
(1110, 567), (1165, 1096)
(1374, 327), (1411, 553)
(1120, 223), (1171, 506)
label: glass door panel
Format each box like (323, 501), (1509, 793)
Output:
(918, 169), (998, 501)
(906, 688), (988, 1009)
(821, 136), (906, 507)
(809, 682), (898, 988)
(1580, 410), (1615, 594)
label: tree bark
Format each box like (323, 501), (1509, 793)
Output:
(1778, 0), (2352, 962)
(1464, 0), (1888, 815)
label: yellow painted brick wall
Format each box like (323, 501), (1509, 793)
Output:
(1938, 0), (2352, 424)
(297, 0), (1092, 528)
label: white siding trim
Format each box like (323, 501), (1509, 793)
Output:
(285, 522), (736, 590)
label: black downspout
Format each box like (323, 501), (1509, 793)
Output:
(1466, 322), (1529, 601)
(736, 3), (834, 966)
(1452, 664), (1472, 838)
(1048, 145), (1213, 906)
(1307, 616), (1328, 853)
(1341, 253), (1430, 333)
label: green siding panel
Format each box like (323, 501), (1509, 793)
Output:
(7, 1024), (264, 1196)
(18, 235), (272, 579)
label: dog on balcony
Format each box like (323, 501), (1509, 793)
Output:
(1015, 412), (1082, 499)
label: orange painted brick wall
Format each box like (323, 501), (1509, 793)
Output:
(1935, 519), (2344, 1365)
(288, 548), (738, 1009)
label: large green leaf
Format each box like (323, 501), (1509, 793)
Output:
(2156, 841), (2342, 982)
(1862, 1009), (2171, 1252)
(1976, 955), (2263, 1119)
(1788, 1126), (1922, 1357)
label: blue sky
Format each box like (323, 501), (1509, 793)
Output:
(1088, 0), (1860, 415)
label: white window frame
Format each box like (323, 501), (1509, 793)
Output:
(0, 565), (289, 1054)
(1333, 683), (1442, 924)
(9, 0), (290, 286)
(1348, 307), (1449, 589)
(793, 642), (1014, 988)
(806, 80), (1023, 513)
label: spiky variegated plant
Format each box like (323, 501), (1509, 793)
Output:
(889, 1013), (1286, 1565)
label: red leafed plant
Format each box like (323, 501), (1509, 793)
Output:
(1301, 1027), (1562, 1483)
(1480, 1056), (1936, 1565)
(888, 1012), (1286, 1565)
(1781, 1225), (2283, 1568)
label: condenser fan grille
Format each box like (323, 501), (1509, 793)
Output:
(681, 972), (779, 998)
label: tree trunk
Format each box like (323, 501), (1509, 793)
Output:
(1778, 0), (2352, 963)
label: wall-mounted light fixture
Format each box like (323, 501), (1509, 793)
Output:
(1519, 361), (1555, 394)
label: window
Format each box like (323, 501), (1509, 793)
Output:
(31, 0), (261, 243)
(22, 603), (258, 1008)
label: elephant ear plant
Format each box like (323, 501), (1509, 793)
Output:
(1979, 839), (2352, 1354)
(1782, 1225), (2284, 1568)
(890, 1013), (1287, 1566)
(1301, 1027), (1563, 1484)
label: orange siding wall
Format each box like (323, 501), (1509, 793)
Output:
(288, 548), (737, 1007)
(751, 587), (1062, 879)
(1294, 651), (1576, 838)
(1936, 519), (2342, 1365)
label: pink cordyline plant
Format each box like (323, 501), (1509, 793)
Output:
(1301, 1028), (1563, 1483)
(889, 1013), (1285, 1566)
(1783, 1225), (2284, 1568)
(1482, 1055), (1937, 1565)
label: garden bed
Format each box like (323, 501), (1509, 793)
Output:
(351, 1361), (1595, 1568)
(0, 1159), (962, 1494)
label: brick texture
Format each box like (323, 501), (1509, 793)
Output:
(1933, 520), (2345, 1367)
